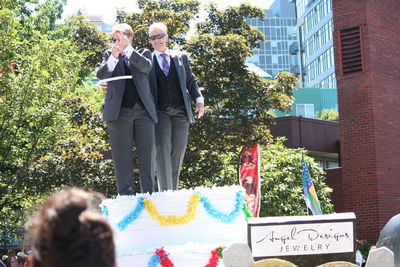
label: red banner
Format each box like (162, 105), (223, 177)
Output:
(238, 144), (261, 217)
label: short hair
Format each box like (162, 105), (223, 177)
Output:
(27, 188), (115, 267)
(112, 23), (133, 37)
(149, 22), (168, 35)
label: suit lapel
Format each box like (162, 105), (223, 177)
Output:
(170, 51), (186, 90)
(171, 51), (182, 76)
(150, 53), (158, 86)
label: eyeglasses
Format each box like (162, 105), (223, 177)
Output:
(149, 33), (167, 41)
(112, 37), (129, 43)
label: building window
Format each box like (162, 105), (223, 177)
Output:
(296, 104), (315, 118)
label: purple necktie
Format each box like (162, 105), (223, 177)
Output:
(121, 54), (130, 68)
(160, 53), (169, 76)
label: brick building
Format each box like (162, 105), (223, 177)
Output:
(332, 0), (400, 242)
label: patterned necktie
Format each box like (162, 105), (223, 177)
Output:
(121, 54), (130, 68)
(160, 53), (170, 76)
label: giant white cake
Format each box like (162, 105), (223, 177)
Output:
(100, 186), (249, 267)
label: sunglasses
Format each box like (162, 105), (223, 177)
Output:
(149, 33), (167, 41)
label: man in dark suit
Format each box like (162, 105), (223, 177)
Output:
(97, 23), (157, 195)
(148, 22), (205, 191)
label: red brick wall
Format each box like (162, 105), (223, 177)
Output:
(332, 0), (400, 242)
(325, 168), (344, 212)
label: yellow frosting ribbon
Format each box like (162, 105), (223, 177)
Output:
(144, 194), (202, 226)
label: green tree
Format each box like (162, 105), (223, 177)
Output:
(316, 108), (339, 120)
(60, 15), (109, 80)
(116, 0), (201, 49)
(0, 0), (111, 244)
(180, 4), (296, 187)
(0, 35), (83, 244)
(32, 96), (116, 196)
(180, 138), (334, 215)
(259, 138), (333, 216)
(21, 0), (66, 35)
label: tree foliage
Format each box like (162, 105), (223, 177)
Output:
(182, 139), (334, 216)
(31, 96), (116, 196)
(180, 4), (296, 186)
(315, 108), (339, 120)
(116, 0), (201, 49)
(0, 0), (111, 245)
(61, 15), (109, 80)
(0, 34), (82, 246)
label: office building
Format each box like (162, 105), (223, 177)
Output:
(295, 0), (336, 88)
(246, 0), (299, 78)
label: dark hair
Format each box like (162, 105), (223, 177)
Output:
(27, 188), (115, 267)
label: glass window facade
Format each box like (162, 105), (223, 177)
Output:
(247, 4), (299, 78)
(297, 0), (336, 88)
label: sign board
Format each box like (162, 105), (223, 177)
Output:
(248, 212), (356, 258)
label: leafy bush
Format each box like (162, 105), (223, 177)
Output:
(259, 138), (333, 216)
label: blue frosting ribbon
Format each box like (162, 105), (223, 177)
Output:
(198, 191), (244, 224)
(117, 197), (145, 231)
(115, 191), (244, 231)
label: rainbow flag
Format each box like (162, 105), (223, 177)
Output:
(302, 154), (323, 215)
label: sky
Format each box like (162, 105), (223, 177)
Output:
(62, 0), (275, 23)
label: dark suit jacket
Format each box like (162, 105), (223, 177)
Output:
(97, 48), (157, 123)
(149, 50), (202, 123)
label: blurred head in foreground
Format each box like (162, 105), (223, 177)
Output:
(27, 188), (115, 267)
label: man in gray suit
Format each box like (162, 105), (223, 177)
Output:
(97, 23), (157, 195)
(148, 22), (205, 191)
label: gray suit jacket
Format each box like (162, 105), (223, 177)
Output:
(97, 48), (157, 123)
(149, 50), (202, 123)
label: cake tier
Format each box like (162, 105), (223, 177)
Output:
(101, 186), (248, 255)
